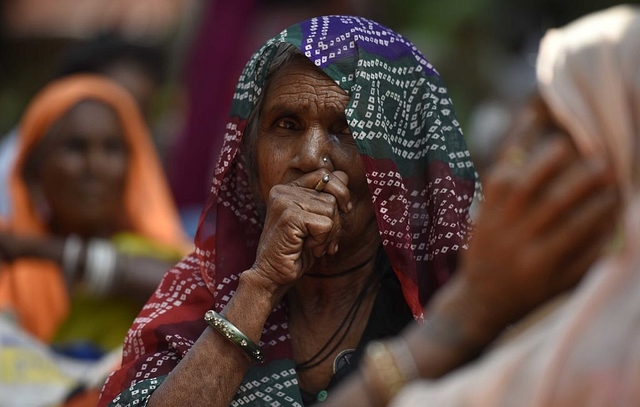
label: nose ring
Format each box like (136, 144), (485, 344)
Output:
(322, 156), (328, 165)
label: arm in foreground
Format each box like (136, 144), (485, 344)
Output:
(324, 137), (620, 406)
(98, 260), (275, 407)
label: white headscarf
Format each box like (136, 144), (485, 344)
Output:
(537, 4), (640, 200)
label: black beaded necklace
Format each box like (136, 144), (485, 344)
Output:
(295, 249), (387, 372)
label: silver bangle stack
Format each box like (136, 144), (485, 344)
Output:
(361, 338), (420, 405)
(62, 234), (83, 286)
(84, 239), (118, 297)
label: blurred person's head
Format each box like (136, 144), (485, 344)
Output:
(23, 98), (129, 237)
(11, 74), (179, 242)
(498, 4), (640, 199)
(535, 4), (640, 201)
(492, 4), (639, 268)
(53, 34), (166, 118)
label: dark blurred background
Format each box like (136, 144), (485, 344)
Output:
(0, 0), (632, 181)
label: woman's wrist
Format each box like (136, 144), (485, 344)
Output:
(398, 275), (510, 379)
(206, 271), (281, 354)
(422, 276), (506, 354)
(359, 339), (420, 406)
(31, 235), (66, 264)
(238, 268), (288, 309)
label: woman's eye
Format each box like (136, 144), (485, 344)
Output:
(104, 138), (128, 155)
(332, 125), (352, 139)
(339, 127), (352, 136)
(276, 119), (298, 130)
(63, 137), (86, 153)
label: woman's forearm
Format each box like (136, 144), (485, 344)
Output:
(404, 276), (503, 378)
(325, 276), (505, 407)
(146, 271), (278, 407)
(113, 255), (174, 301)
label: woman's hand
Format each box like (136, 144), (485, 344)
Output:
(245, 170), (351, 299)
(443, 136), (621, 342)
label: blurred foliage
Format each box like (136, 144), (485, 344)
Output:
(0, 0), (634, 138)
(0, 38), (70, 135)
(386, 0), (632, 132)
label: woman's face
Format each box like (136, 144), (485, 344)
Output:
(32, 99), (129, 236)
(254, 56), (377, 244)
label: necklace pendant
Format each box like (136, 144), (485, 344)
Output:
(332, 348), (355, 374)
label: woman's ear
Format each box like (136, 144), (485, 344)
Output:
(240, 147), (266, 224)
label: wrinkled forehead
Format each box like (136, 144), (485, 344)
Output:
(264, 55), (349, 105)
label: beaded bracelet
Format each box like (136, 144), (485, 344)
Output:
(85, 239), (118, 297)
(204, 310), (264, 363)
(62, 234), (82, 286)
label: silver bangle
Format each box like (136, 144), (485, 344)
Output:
(62, 234), (82, 286)
(84, 239), (117, 297)
(204, 310), (264, 363)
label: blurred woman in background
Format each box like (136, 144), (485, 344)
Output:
(0, 74), (190, 356)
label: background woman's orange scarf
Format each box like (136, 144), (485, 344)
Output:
(0, 74), (190, 342)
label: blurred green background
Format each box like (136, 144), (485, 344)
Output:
(0, 0), (632, 170)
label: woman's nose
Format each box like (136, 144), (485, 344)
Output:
(85, 146), (111, 176)
(295, 126), (332, 171)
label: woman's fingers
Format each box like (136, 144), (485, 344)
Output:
(525, 157), (614, 236)
(291, 170), (351, 214)
(255, 169), (353, 286)
(286, 170), (350, 254)
(254, 206), (333, 286)
(538, 184), (620, 278)
(501, 137), (576, 219)
(459, 131), (621, 331)
(300, 212), (336, 258)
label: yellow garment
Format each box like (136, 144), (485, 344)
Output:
(51, 291), (139, 352)
(52, 233), (185, 351)
(111, 232), (185, 264)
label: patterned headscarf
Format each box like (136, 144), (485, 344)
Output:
(100, 16), (480, 406)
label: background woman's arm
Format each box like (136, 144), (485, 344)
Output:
(325, 136), (620, 406)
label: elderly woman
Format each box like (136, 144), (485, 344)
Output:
(0, 74), (189, 351)
(327, 5), (636, 407)
(99, 16), (617, 407)
(99, 16), (478, 406)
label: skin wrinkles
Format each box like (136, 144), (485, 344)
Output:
(144, 55), (390, 406)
